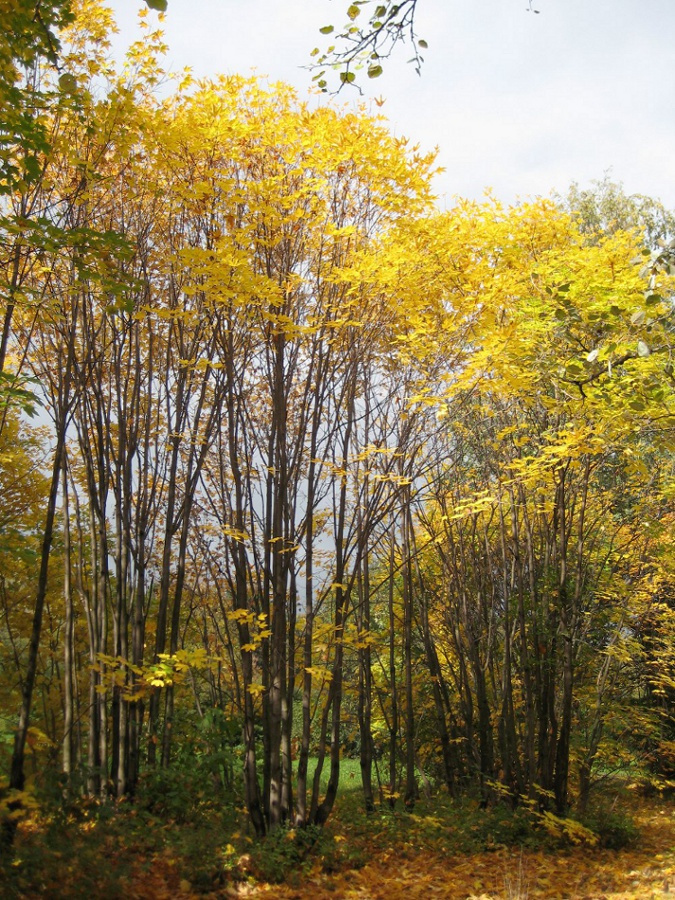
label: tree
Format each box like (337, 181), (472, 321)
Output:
(404, 196), (675, 812)
(4, 0), (675, 855)
(562, 175), (675, 250)
(1, 0), (169, 819)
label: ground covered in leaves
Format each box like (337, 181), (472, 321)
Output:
(3, 780), (675, 898)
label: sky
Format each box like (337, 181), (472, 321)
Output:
(107, 0), (675, 212)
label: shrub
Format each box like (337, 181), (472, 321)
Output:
(579, 805), (639, 849)
(249, 823), (323, 882)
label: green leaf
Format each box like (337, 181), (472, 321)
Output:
(367, 65), (383, 78)
(340, 71), (356, 84)
(418, 39), (429, 48)
(347, 4), (360, 20)
(58, 72), (77, 93)
(23, 155), (41, 182)
(145, 0), (168, 11)
(319, 25), (334, 34)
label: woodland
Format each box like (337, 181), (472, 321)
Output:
(2, 2), (675, 898)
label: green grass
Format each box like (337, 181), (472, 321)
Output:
(298, 754), (362, 790)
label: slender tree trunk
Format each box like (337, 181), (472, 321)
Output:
(388, 532), (399, 808)
(62, 460), (75, 783)
(357, 552), (375, 812)
(296, 452), (316, 825)
(554, 460), (589, 814)
(9, 435), (66, 794)
(402, 501), (417, 809)
(312, 383), (355, 827)
(4, 291), (77, 843)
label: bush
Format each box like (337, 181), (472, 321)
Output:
(249, 823), (324, 883)
(580, 806), (639, 849)
(136, 709), (243, 822)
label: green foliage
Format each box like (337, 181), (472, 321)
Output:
(562, 175), (675, 249)
(250, 823), (325, 883)
(0, 371), (40, 417)
(136, 765), (202, 823)
(578, 802), (639, 850)
(137, 713), (243, 822)
(0, 1), (76, 194)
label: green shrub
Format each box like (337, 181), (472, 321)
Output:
(250, 823), (323, 882)
(579, 805), (639, 849)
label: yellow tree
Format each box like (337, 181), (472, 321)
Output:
(144, 74), (436, 832)
(3, 0), (174, 805)
(401, 197), (675, 812)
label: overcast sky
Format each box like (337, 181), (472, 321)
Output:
(108, 0), (675, 211)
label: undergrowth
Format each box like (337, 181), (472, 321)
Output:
(0, 773), (645, 896)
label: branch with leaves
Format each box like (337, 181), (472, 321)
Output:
(312, 0), (426, 90)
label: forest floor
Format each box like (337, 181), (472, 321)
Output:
(3, 778), (675, 899)
(264, 800), (675, 900)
